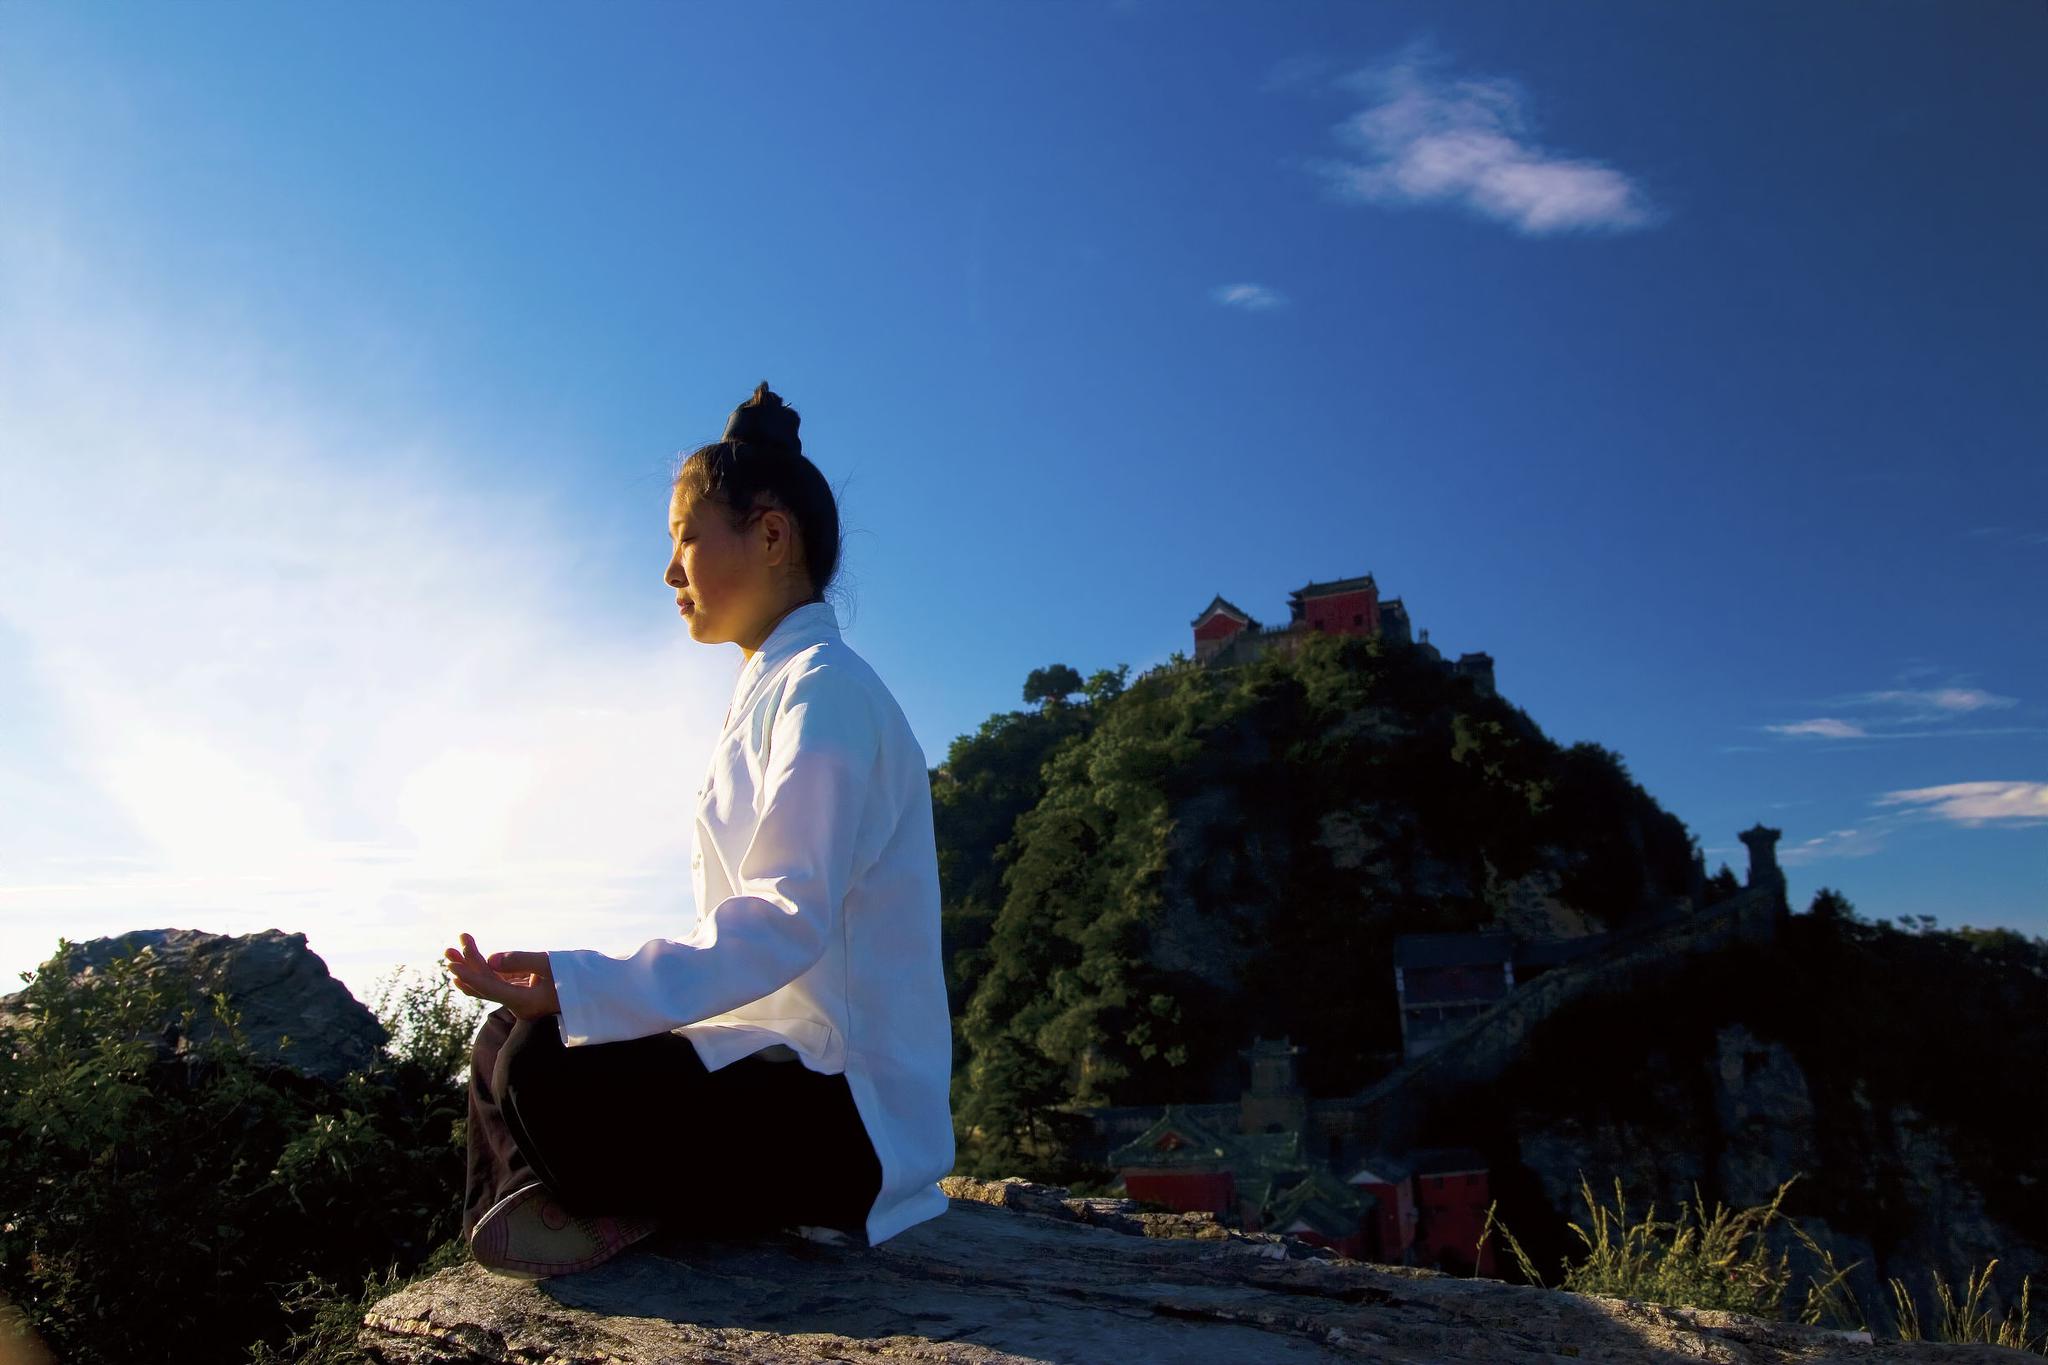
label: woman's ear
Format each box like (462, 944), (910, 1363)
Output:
(759, 505), (800, 572)
(754, 505), (782, 564)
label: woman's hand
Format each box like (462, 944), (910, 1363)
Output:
(442, 932), (561, 1021)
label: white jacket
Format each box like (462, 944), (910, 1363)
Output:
(546, 599), (955, 1246)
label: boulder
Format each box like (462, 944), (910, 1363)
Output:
(357, 1176), (2028, 1363)
(0, 927), (388, 1087)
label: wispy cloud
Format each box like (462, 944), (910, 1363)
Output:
(1778, 824), (1891, 866)
(1297, 37), (1658, 236)
(0, 222), (729, 1002)
(1852, 687), (2016, 714)
(1774, 780), (2048, 867)
(1966, 525), (2048, 545)
(1762, 678), (2032, 741)
(1766, 718), (1869, 739)
(1211, 282), (1287, 311)
(1874, 781), (2048, 828)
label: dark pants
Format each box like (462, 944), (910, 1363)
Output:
(463, 1006), (883, 1244)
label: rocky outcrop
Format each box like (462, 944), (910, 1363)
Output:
(1512, 1024), (2045, 1339)
(1483, 846), (1599, 939)
(0, 927), (387, 1086)
(1714, 1023), (1821, 1209)
(357, 1177), (2031, 1363)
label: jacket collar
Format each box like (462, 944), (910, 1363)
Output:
(723, 599), (841, 733)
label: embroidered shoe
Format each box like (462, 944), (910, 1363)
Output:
(468, 1180), (661, 1279)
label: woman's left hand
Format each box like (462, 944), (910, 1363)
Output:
(442, 932), (561, 1021)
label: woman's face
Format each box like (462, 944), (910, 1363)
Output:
(659, 485), (757, 646)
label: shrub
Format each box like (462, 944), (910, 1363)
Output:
(0, 939), (484, 1365)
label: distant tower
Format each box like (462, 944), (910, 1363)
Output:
(1238, 1035), (1307, 1135)
(1739, 824), (1788, 914)
(1379, 597), (1413, 645)
(1452, 652), (1497, 698)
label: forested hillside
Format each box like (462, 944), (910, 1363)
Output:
(934, 631), (1701, 1173)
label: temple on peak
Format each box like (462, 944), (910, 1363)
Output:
(1190, 572), (1496, 697)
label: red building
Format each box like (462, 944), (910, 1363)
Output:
(1393, 931), (1517, 1062)
(1408, 1146), (1497, 1277)
(1109, 1105), (1238, 1219)
(1191, 574), (1399, 667)
(1188, 573), (1496, 699)
(1343, 1155), (1419, 1263)
(1104, 1048), (1499, 1270)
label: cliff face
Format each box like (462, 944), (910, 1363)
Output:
(357, 1176), (2031, 1364)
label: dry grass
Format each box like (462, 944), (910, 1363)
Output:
(1478, 1172), (2042, 1354)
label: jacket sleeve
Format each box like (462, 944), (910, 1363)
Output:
(546, 661), (880, 1048)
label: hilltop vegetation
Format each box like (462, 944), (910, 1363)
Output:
(939, 631), (1701, 1174)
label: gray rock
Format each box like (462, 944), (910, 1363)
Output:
(358, 1176), (2032, 1363)
(1516, 1078), (1715, 1231)
(1712, 1023), (1820, 1208)
(0, 927), (388, 1087)
(1881, 1104), (2047, 1333)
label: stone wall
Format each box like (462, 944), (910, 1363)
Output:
(1332, 884), (1786, 1152)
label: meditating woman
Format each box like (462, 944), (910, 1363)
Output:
(443, 381), (955, 1278)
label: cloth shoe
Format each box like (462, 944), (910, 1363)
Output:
(468, 1180), (661, 1279)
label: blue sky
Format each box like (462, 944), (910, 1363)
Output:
(1, 1), (2041, 1005)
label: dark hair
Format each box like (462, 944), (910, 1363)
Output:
(674, 381), (843, 603)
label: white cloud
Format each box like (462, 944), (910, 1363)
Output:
(1853, 687), (2016, 714)
(0, 223), (732, 1005)
(1300, 39), (1657, 236)
(1211, 282), (1287, 311)
(1765, 718), (1869, 739)
(1874, 781), (2048, 829)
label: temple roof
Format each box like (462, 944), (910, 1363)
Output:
(1190, 594), (1259, 629)
(1344, 1152), (1416, 1185)
(1268, 1165), (1374, 1238)
(1107, 1103), (1237, 1168)
(1392, 931), (1516, 969)
(1407, 1145), (1490, 1177)
(1288, 573), (1378, 603)
(1238, 1035), (1301, 1059)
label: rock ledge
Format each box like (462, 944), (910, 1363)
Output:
(358, 1176), (2029, 1363)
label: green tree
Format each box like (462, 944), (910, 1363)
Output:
(1083, 664), (1130, 707)
(1023, 663), (1085, 710)
(1807, 886), (1858, 922)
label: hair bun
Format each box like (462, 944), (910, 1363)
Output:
(721, 380), (802, 454)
